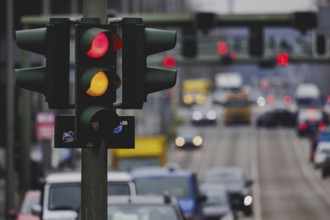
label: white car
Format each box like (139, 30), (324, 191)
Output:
(32, 171), (136, 220)
(314, 142), (330, 168)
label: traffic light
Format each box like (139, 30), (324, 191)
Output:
(249, 26), (263, 57)
(276, 52), (289, 66)
(121, 18), (177, 109)
(75, 18), (123, 147)
(15, 18), (70, 109)
(181, 27), (197, 58)
(316, 34), (326, 56)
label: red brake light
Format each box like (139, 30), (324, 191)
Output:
(283, 95), (292, 105)
(299, 122), (307, 131)
(87, 32), (109, 58)
(319, 122), (326, 131)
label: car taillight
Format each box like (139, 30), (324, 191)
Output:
(299, 122), (307, 131)
(318, 122), (326, 131)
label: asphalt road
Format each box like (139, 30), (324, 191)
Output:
(169, 106), (330, 220)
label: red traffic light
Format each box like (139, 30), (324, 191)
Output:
(87, 32), (109, 58)
(276, 52), (289, 66)
(163, 56), (176, 68)
(217, 41), (228, 55)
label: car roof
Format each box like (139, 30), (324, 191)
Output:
(107, 195), (177, 205)
(45, 171), (132, 183)
(317, 142), (330, 149)
(131, 167), (194, 178)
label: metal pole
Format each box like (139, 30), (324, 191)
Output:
(81, 0), (108, 220)
(5, 0), (16, 215)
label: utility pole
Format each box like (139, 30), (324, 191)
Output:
(5, 0), (16, 216)
(81, 0), (108, 219)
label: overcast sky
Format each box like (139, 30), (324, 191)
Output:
(188, 0), (318, 13)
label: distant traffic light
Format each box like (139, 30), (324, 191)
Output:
(316, 34), (326, 56)
(15, 18), (71, 109)
(121, 17), (177, 109)
(249, 26), (263, 57)
(75, 18), (122, 147)
(181, 28), (197, 58)
(217, 41), (228, 55)
(276, 52), (289, 66)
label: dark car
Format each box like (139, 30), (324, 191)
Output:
(321, 155), (330, 179)
(190, 104), (218, 125)
(174, 127), (203, 150)
(106, 195), (185, 220)
(204, 167), (253, 216)
(256, 102), (296, 128)
(296, 108), (329, 137)
(200, 183), (236, 220)
(131, 167), (206, 220)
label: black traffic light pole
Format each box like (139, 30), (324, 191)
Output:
(81, 0), (108, 220)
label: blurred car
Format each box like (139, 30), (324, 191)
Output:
(313, 142), (330, 169)
(8, 190), (41, 220)
(174, 127), (203, 150)
(321, 154), (330, 179)
(34, 171), (136, 220)
(256, 101), (296, 128)
(131, 167), (206, 220)
(106, 195), (185, 220)
(190, 104), (218, 125)
(296, 108), (328, 137)
(200, 183), (236, 220)
(204, 166), (253, 216)
(309, 126), (330, 162)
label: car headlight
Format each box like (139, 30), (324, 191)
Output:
(192, 111), (203, 120)
(184, 95), (193, 105)
(244, 195), (253, 206)
(206, 110), (217, 120)
(193, 136), (203, 147)
(175, 137), (185, 147)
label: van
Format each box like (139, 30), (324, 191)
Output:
(131, 167), (206, 220)
(295, 83), (322, 108)
(34, 171), (136, 220)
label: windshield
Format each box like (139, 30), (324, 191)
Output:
(206, 172), (244, 185)
(202, 188), (228, 206)
(118, 158), (160, 172)
(108, 204), (179, 220)
(48, 183), (130, 210)
(134, 177), (192, 198)
(226, 99), (249, 107)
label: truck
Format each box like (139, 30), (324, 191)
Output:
(182, 78), (211, 106)
(213, 73), (243, 105)
(110, 135), (167, 172)
(224, 91), (252, 125)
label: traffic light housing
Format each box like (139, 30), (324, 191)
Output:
(181, 27), (197, 58)
(75, 18), (123, 147)
(316, 34), (326, 56)
(249, 26), (263, 57)
(121, 18), (177, 109)
(15, 18), (71, 109)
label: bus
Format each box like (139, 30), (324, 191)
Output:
(110, 135), (167, 172)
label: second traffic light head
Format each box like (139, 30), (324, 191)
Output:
(121, 18), (177, 109)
